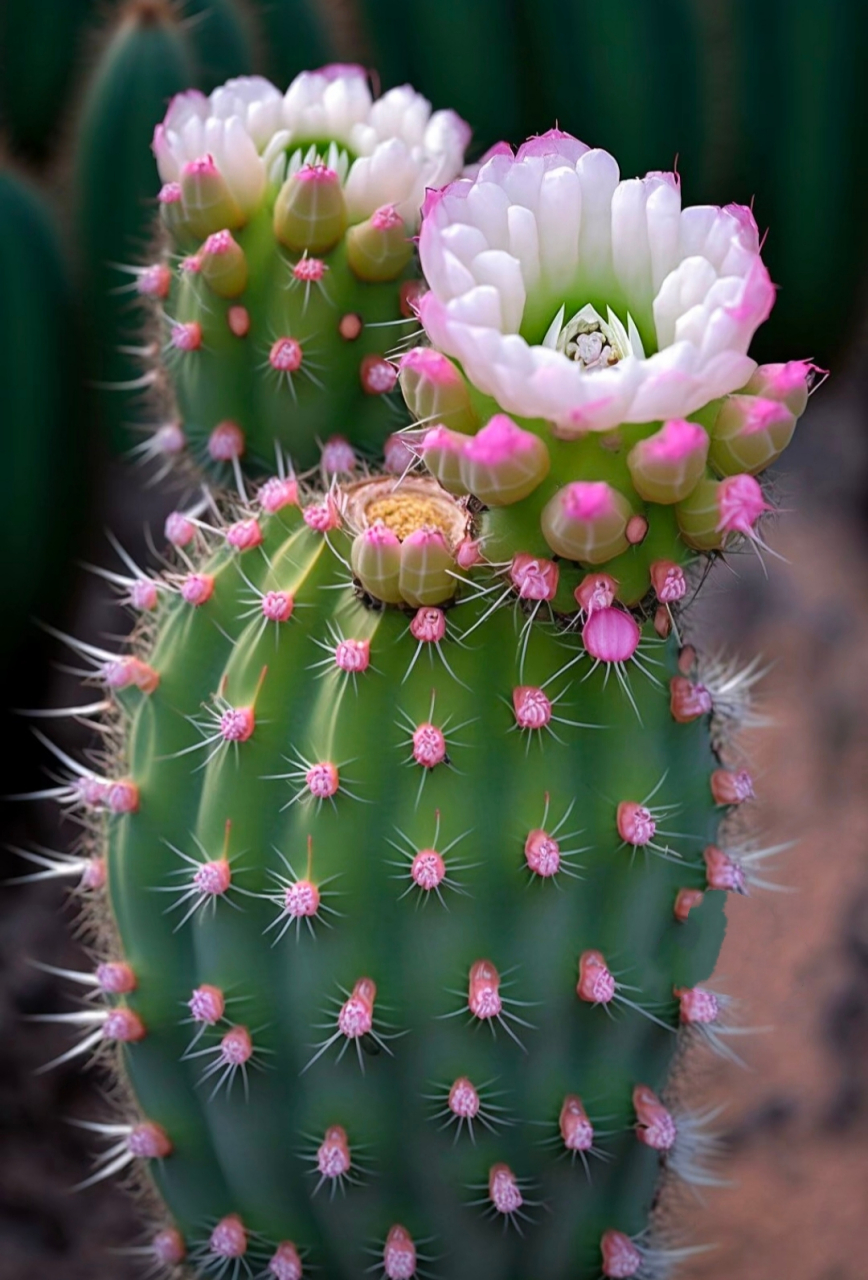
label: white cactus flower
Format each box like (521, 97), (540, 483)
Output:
(418, 130), (776, 435)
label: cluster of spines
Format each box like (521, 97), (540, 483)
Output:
(10, 460), (781, 1279)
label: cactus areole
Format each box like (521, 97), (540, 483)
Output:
(25, 81), (818, 1280)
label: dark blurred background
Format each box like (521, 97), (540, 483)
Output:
(1, 1), (867, 1276)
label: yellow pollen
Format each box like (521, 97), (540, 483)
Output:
(365, 495), (453, 542)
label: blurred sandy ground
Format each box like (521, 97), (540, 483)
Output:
(1, 349), (867, 1278)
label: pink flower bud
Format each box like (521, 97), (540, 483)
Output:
(398, 348), (479, 434)
(351, 524), (403, 604)
(418, 424), (469, 495)
(459, 414), (550, 506)
(745, 359), (820, 417)
(710, 768), (754, 805)
(650, 559), (687, 603)
(670, 675), (712, 722)
(626, 419), (709, 503)
(137, 263), (172, 299)
(541, 481), (632, 564)
(180, 155), (243, 238)
(273, 164), (347, 255)
(199, 229), (248, 298)
(399, 528), (456, 608)
(208, 421), (245, 461)
(709, 393), (796, 475)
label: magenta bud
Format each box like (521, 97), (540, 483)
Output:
(456, 537), (482, 569)
(227, 305), (250, 337)
(709, 393), (796, 475)
(171, 320), (202, 352)
(137, 262), (172, 299)
(258, 476), (298, 513)
(165, 511), (196, 547)
(574, 573), (617, 614)
(650, 559), (687, 603)
(199, 229), (248, 298)
(384, 432), (415, 474)
(398, 348), (479, 434)
(626, 418), (709, 503)
(510, 553), (559, 601)
(274, 164), (347, 255)
(419, 424), (469, 494)
(208, 421), (246, 461)
(459, 414), (550, 506)
(180, 154), (244, 238)
(540, 481), (633, 564)
(716, 473), (769, 535)
(320, 435), (357, 475)
(359, 353), (398, 395)
(582, 607), (641, 664)
(744, 359), (819, 417)
(351, 524), (404, 604)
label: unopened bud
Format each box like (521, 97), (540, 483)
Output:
(398, 348), (479, 434)
(199, 230), (248, 298)
(541, 481), (632, 563)
(574, 572), (617, 614)
(650, 559), (687, 603)
(399, 528), (456, 607)
(227, 305), (250, 337)
(744, 359), (818, 417)
(158, 181), (185, 238)
(419, 425), (468, 495)
(351, 524), (403, 604)
(346, 204), (413, 282)
(670, 675), (712, 722)
(709, 394), (796, 475)
(137, 262), (171, 299)
(274, 164), (347, 255)
(180, 155), (244, 239)
(626, 418), (709, 503)
(459, 415), (550, 506)
(600, 1229), (643, 1278)
(710, 768), (754, 805)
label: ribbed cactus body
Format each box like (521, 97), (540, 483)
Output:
(159, 204), (412, 473)
(100, 488), (729, 1277)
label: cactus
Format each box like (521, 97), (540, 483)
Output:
(21, 93), (816, 1280)
(136, 66), (469, 476)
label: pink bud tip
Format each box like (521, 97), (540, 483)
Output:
(194, 859), (232, 895)
(81, 858), (107, 891)
(103, 1006), (146, 1042)
(711, 767), (754, 805)
(574, 572), (617, 614)
(739, 395), (794, 435)
(625, 514), (648, 545)
(220, 1025), (253, 1065)
(335, 637), (370, 672)
(512, 685), (552, 730)
(226, 518), (263, 551)
(202, 229), (236, 255)
(510, 553), (559, 601)
(165, 511), (196, 547)
(137, 263), (172, 298)
(181, 255), (202, 274)
(383, 1225), (416, 1280)
(371, 203), (404, 230)
(403, 526), (448, 553)
(284, 879), (320, 919)
(259, 476), (298, 513)
(208, 421), (245, 461)
(468, 959), (502, 1019)
(448, 1076), (480, 1118)
(181, 573), (215, 607)
(152, 1229), (186, 1265)
(648, 418), (708, 461)
(321, 435), (357, 474)
(210, 1214), (247, 1259)
(262, 590), (294, 623)
(384, 432), (415, 474)
(600, 1229), (643, 1278)
(76, 777), (108, 807)
(455, 537), (482, 569)
(96, 961), (137, 994)
(633, 1083), (676, 1151)
(219, 706), (255, 742)
(102, 656), (160, 694)
(363, 523), (401, 548)
(306, 761), (339, 799)
(560, 1095), (594, 1152)
(717, 473), (768, 534)
(360, 353), (398, 395)
(268, 1241), (303, 1280)
(128, 1121), (172, 1160)
(464, 413), (534, 465)
(410, 848), (446, 891)
(563, 480), (619, 521)
(650, 559), (686, 603)
(227, 305), (250, 337)
(158, 182), (182, 204)
(106, 781), (139, 814)
(674, 888), (704, 922)
(577, 949), (616, 1004)
(582, 607), (640, 663)
(270, 336), (303, 372)
(189, 984), (225, 1024)
(525, 829), (561, 877)
(704, 844), (746, 893)
(675, 984), (721, 1024)
(182, 154), (219, 177)
(171, 321), (202, 351)
(670, 675), (712, 722)
(317, 1126), (351, 1179)
(617, 801), (656, 846)
(399, 346), (463, 385)
(303, 499), (341, 532)
(420, 423), (466, 456)
(488, 1163), (523, 1215)
(338, 982), (375, 1037)
(412, 722), (447, 768)
(129, 579), (159, 610)
(293, 256), (325, 282)
(339, 311), (363, 341)
(410, 607), (447, 644)
(297, 163), (339, 184)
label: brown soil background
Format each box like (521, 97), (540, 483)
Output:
(1, 359), (867, 1279)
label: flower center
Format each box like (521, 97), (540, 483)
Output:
(546, 303), (643, 370)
